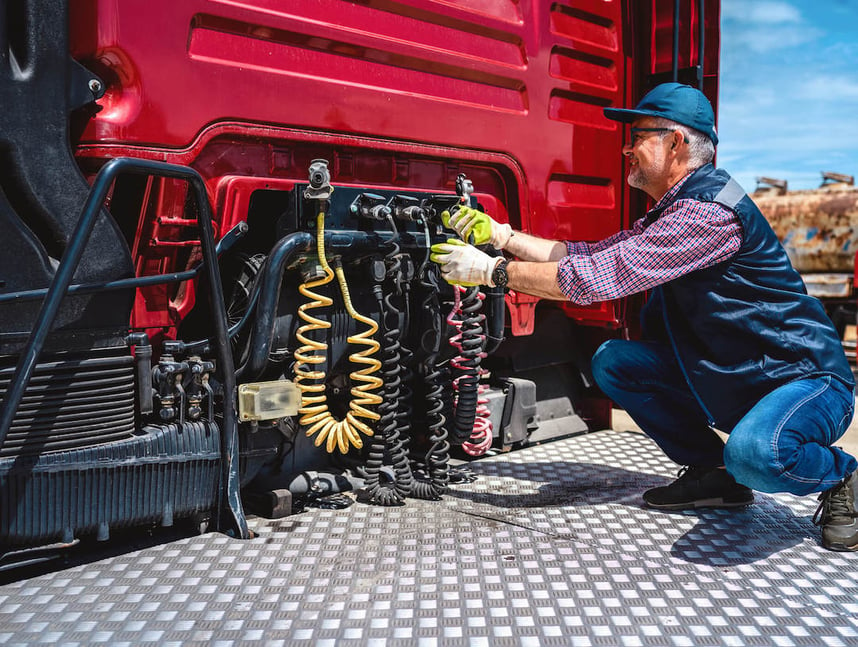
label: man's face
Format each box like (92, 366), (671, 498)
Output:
(622, 118), (672, 193)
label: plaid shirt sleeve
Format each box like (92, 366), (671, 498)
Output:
(557, 198), (743, 305)
(565, 217), (649, 256)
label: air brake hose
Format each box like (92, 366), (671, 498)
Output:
(463, 290), (493, 456)
(409, 219), (450, 499)
(334, 259), (385, 427)
(362, 217), (415, 505)
(293, 210), (383, 454)
(447, 285), (485, 446)
(388, 216), (417, 490)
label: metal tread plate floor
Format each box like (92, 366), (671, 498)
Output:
(1, 430), (857, 646)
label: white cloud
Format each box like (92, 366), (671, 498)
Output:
(725, 26), (820, 52)
(722, 1), (802, 24)
(793, 76), (858, 101)
(721, 1), (820, 53)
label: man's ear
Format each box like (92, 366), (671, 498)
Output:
(671, 130), (681, 150)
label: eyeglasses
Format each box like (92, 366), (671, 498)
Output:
(628, 127), (690, 147)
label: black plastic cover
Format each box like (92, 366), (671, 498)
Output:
(0, 0), (134, 354)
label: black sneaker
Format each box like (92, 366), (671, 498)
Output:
(814, 470), (858, 552)
(643, 465), (755, 510)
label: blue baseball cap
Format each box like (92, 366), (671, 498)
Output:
(603, 82), (718, 145)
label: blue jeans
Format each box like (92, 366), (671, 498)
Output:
(592, 339), (857, 496)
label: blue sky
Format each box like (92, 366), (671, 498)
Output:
(718, 0), (858, 191)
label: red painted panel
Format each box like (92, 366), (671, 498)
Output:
(69, 0), (720, 331)
(550, 6), (618, 52)
(187, 26), (526, 113)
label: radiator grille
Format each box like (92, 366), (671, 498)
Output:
(0, 350), (136, 458)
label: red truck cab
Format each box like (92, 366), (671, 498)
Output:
(0, 0), (719, 556)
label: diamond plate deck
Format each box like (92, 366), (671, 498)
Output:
(1, 430), (857, 646)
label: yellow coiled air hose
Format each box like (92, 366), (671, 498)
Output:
(293, 211), (383, 454)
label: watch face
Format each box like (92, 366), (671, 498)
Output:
(492, 261), (509, 288)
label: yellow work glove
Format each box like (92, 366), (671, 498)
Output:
(430, 238), (503, 287)
(442, 206), (513, 250)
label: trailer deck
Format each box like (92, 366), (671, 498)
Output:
(1, 429), (857, 646)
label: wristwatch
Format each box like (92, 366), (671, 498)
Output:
(491, 259), (509, 289)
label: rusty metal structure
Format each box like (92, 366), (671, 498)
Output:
(753, 172), (858, 356)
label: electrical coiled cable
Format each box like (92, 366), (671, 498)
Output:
(447, 287), (485, 444)
(461, 290), (492, 457)
(293, 210), (383, 454)
(394, 249), (415, 487)
(446, 285), (491, 454)
(409, 223), (450, 499)
(465, 369), (493, 456)
(362, 217), (414, 504)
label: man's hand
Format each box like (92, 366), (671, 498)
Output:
(442, 206), (513, 250)
(430, 238), (502, 287)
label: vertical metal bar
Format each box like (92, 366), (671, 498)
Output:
(672, 0), (680, 82)
(698, 0), (706, 89)
(187, 172), (249, 540)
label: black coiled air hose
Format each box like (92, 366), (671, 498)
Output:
(362, 224), (414, 505)
(449, 285), (485, 445)
(395, 282), (415, 470)
(410, 262), (450, 500)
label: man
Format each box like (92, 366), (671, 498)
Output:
(430, 82), (858, 552)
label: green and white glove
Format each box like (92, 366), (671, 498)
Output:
(430, 238), (503, 287)
(442, 206), (513, 250)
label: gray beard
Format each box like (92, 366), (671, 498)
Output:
(628, 166), (648, 190)
(628, 153), (667, 191)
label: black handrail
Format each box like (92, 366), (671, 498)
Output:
(0, 157), (250, 540)
(0, 221), (247, 303)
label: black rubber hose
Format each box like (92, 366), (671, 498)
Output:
(483, 287), (505, 355)
(394, 278), (415, 470)
(235, 232), (313, 381)
(362, 235), (414, 505)
(363, 289), (408, 504)
(410, 264), (450, 500)
(482, 247), (505, 355)
(450, 286), (484, 444)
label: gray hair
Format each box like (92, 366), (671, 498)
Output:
(650, 117), (715, 170)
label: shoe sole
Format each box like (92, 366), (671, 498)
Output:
(644, 497), (754, 510)
(822, 540), (858, 552)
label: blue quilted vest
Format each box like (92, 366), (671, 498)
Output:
(640, 164), (854, 429)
